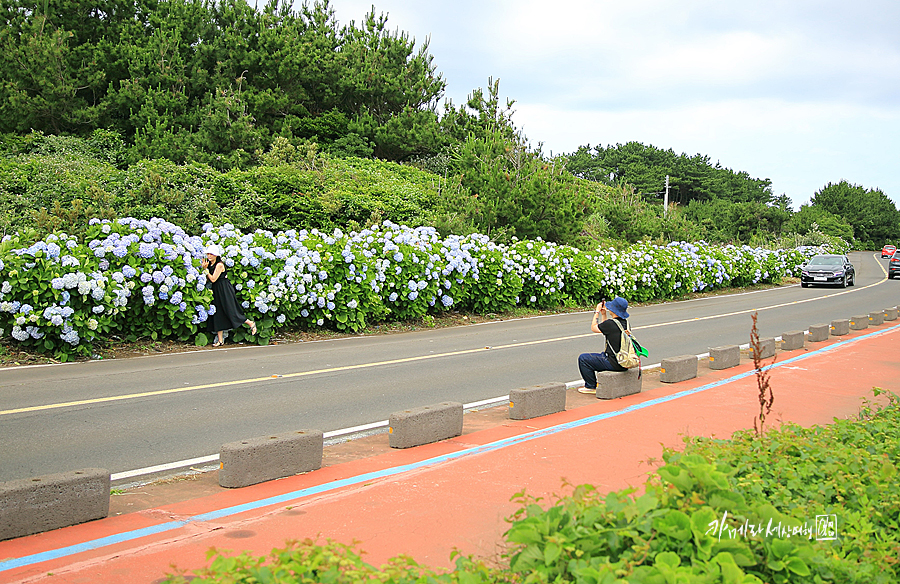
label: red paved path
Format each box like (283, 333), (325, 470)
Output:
(2, 322), (899, 583)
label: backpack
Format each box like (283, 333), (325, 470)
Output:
(611, 319), (642, 369)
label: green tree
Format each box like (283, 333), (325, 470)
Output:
(581, 184), (701, 246)
(0, 1), (106, 134)
(683, 199), (789, 244)
(448, 132), (589, 244)
(566, 141), (775, 205)
(811, 180), (900, 249)
(439, 77), (519, 146)
(1, 0), (450, 166)
(783, 204), (854, 241)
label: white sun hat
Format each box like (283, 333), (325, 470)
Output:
(204, 244), (223, 257)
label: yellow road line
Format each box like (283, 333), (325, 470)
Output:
(1, 339), (577, 417)
(3, 260), (887, 417)
(0, 376), (277, 416)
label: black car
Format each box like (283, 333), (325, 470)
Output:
(889, 250), (900, 279)
(800, 254), (856, 288)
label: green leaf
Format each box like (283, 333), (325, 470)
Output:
(712, 539), (755, 567)
(769, 538), (794, 559)
(785, 556), (810, 576)
(510, 544), (544, 571)
(718, 561), (745, 584)
(708, 490), (746, 511)
(658, 465), (695, 492)
(653, 551), (681, 569)
(195, 332), (209, 346)
(691, 507), (719, 538)
(635, 493), (659, 516)
(655, 510), (691, 542)
(543, 542), (561, 565)
(506, 526), (543, 545)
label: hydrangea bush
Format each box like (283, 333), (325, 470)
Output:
(0, 232), (128, 358)
(0, 217), (841, 360)
(86, 218), (211, 344)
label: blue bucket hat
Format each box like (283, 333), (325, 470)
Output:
(606, 296), (629, 319)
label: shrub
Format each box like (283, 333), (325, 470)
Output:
(505, 392), (900, 583)
(1, 218), (838, 360)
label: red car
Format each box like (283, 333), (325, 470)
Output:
(882, 244), (897, 258)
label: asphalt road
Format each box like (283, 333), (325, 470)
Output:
(0, 251), (896, 483)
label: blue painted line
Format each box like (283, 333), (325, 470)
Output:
(3, 322), (898, 574)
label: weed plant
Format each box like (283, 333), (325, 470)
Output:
(160, 391), (899, 583)
(505, 390), (900, 583)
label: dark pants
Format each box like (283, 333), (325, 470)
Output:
(578, 352), (618, 390)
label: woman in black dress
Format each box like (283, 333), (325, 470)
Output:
(201, 244), (256, 347)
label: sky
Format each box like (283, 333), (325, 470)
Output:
(326, 0), (900, 209)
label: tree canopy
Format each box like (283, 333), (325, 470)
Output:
(810, 181), (900, 249)
(0, 0), (448, 167)
(565, 141), (776, 205)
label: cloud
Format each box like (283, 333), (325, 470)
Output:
(514, 98), (900, 206)
(326, 0), (900, 206)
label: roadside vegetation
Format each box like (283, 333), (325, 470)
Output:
(0, 216), (840, 361)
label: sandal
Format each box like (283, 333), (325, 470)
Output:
(250, 322), (257, 335)
(212, 339), (223, 348)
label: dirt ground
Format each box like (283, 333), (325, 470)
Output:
(0, 280), (798, 368)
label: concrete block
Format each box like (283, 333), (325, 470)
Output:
(750, 337), (776, 360)
(0, 468), (109, 541)
(709, 345), (740, 370)
(659, 355), (698, 383)
(389, 402), (463, 449)
(508, 382), (566, 420)
(869, 311), (885, 326)
(219, 429), (323, 488)
(596, 368), (642, 399)
(830, 319), (850, 336)
(885, 307), (899, 321)
(780, 331), (805, 351)
(849, 315), (869, 330)
(807, 324), (830, 342)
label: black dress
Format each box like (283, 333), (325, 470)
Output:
(206, 258), (248, 333)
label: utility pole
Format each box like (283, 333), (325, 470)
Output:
(664, 175), (669, 218)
